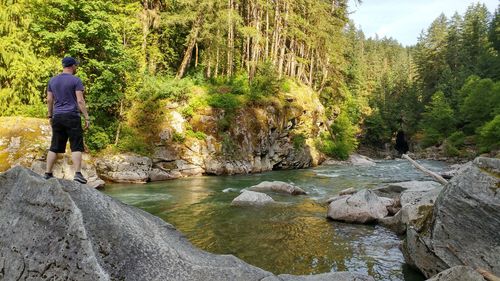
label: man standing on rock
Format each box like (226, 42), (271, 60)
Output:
(44, 57), (90, 184)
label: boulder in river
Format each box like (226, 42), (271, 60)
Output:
(402, 157), (500, 278)
(348, 154), (376, 166)
(246, 181), (307, 195)
(0, 166), (374, 281)
(231, 190), (275, 206)
(327, 189), (390, 223)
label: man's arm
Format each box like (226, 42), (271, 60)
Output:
(47, 91), (54, 118)
(76, 90), (90, 129)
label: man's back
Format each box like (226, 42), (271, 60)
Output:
(48, 73), (84, 116)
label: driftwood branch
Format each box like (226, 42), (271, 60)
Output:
(402, 154), (448, 185)
(477, 268), (500, 281)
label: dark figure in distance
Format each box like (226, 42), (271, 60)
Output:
(395, 130), (409, 155)
(44, 57), (90, 184)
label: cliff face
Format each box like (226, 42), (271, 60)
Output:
(147, 93), (326, 179)
(0, 87), (326, 183)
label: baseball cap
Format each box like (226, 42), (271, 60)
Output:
(62, 57), (79, 67)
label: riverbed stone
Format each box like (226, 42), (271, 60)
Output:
(0, 166), (375, 281)
(327, 189), (389, 223)
(246, 181), (307, 195)
(231, 191), (275, 206)
(402, 157), (500, 278)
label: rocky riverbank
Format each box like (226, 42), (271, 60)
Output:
(322, 157), (500, 281)
(0, 87), (326, 184)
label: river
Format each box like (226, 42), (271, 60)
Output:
(103, 159), (449, 281)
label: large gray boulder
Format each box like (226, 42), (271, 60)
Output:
(95, 153), (152, 183)
(379, 185), (441, 234)
(0, 167), (374, 281)
(246, 181), (307, 195)
(231, 190), (275, 206)
(402, 157), (500, 278)
(327, 189), (391, 223)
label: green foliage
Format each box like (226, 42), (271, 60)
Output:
(459, 76), (500, 134)
(172, 132), (186, 143)
(85, 126), (111, 151)
(186, 129), (206, 140)
(443, 140), (460, 157)
(206, 94), (241, 111)
(249, 61), (283, 101)
(115, 126), (150, 156)
(317, 111), (359, 160)
(292, 134), (307, 151)
(136, 75), (194, 101)
(447, 131), (466, 148)
(420, 91), (456, 146)
(362, 109), (391, 146)
(478, 115), (500, 152)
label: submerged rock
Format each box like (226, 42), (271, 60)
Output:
(402, 157), (500, 278)
(246, 181), (307, 195)
(0, 166), (374, 281)
(231, 190), (275, 206)
(327, 189), (389, 223)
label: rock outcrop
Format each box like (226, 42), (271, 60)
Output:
(231, 190), (275, 206)
(31, 155), (105, 188)
(402, 157), (500, 278)
(327, 189), (392, 223)
(95, 153), (152, 183)
(246, 181), (307, 195)
(0, 167), (373, 281)
(0, 117), (106, 187)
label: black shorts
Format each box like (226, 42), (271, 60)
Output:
(49, 114), (84, 153)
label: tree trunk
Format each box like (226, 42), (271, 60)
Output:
(176, 13), (204, 79)
(402, 154), (448, 185)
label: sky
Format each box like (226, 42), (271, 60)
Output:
(347, 0), (499, 46)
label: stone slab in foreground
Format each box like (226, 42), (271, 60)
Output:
(0, 167), (373, 281)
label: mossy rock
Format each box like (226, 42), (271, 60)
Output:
(0, 117), (51, 171)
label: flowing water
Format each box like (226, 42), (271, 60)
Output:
(103, 159), (449, 281)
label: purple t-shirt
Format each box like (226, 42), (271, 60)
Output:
(47, 73), (84, 116)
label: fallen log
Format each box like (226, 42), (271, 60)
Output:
(402, 154), (448, 185)
(477, 268), (500, 281)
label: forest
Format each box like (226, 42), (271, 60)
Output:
(1, 0), (499, 159)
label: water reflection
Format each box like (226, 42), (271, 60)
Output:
(104, 160), (445, 281)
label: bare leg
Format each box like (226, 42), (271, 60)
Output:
(46, 151), (58, 173)
(72, 151), (82, 173)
